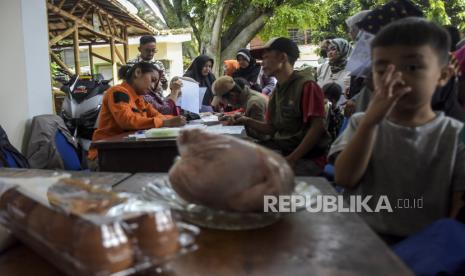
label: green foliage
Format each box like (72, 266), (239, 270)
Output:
(258, 0), (464, 47)
(132, 0), (465, 66)
(445, 0), (465, 31)
(425, 0), (450, 25)
(259, 1), (330, 42)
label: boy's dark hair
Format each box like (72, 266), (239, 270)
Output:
(322, 82), (342, 104)
(140, 35), (156, 46)
(371, 17), (451, 65)
(118, 62), (159, 82)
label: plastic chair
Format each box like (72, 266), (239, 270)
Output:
(55, 130), (82, 171)
(1, 149), (19, 168)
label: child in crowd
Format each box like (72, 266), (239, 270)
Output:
(88, 62), (186, 161)
(330, 17), (465, 242)
(323, 82), (344, 141)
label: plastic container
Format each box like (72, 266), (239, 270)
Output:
(0, 175), (198, 276)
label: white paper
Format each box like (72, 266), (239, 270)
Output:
(199, 87), (207, 106)
(200, 114), (219, 123)
(177, 79), (200, 114)
(204, 125), (244, 135)
(346, 31), (375, 78)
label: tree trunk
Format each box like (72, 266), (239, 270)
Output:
(199, 0), (229, 76)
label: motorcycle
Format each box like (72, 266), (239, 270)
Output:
(60, 74), (111, 151)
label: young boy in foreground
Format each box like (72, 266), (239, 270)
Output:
(329, 17), (465, 241)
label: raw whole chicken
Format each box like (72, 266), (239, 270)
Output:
(169, 129), (295, 212)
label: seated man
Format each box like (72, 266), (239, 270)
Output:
(88, 62), (186, 162)
(237, 37), (330, 176)
(331, 18), (465, 243)
(212, 76), (267, 139)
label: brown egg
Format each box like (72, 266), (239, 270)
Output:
(124, 210), (179, 262)
(72, 221), (133, 274)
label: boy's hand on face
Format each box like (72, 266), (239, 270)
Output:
(364, 64), (412, 127)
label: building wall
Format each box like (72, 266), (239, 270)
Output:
(165, 42), (184, 79)
(0, 0), (53, 151)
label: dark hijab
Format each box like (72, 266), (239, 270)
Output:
(232, 49), (262, 91)
(184, 55), (216, 105)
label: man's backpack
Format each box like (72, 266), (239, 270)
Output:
(0, 125), (29, 168)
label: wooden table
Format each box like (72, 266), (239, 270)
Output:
(92, 132), (179, 173)
(0, 173), (412, 275)
(114, 174), (413, 276)
(92, 125), (247, 173)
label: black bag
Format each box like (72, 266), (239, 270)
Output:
(0, 125), (29, 168)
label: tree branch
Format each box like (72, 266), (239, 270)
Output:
(221, 6), (263, 50)
(221, 12), (270, 59)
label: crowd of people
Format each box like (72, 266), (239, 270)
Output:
(86, 1), (465, 252)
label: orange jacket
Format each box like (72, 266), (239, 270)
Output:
(88, 82), (172, 160)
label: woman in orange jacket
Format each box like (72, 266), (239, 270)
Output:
(88, 62), (186, 160)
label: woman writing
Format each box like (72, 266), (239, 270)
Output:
(88, 62), (186, 161)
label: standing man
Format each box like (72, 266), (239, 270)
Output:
(237, 37), (330, 176)
(128, 35), (168, 91)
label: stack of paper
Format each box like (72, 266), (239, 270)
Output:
(144, 127), (181, 138)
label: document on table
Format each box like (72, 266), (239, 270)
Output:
(177, 78), (200, 114)
(204, 125), (244, 135)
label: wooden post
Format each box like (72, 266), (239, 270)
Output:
(73, 24), (81, 75)
(110, 37), (118, 83)
(89, 44), (94, 76)
(123, 27), (129, 63)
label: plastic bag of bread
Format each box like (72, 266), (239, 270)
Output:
(0, 174), (198, 276)
(169, 129), (295, 212)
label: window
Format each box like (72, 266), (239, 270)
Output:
(288, 28), (309, 45)
(63, 48), (90, 69)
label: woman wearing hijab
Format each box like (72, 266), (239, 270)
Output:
(345, 10), (370, 41)
(317, 38), (352, 106)
(183, 55), (216, 106)
(232, 49), (263, 91)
